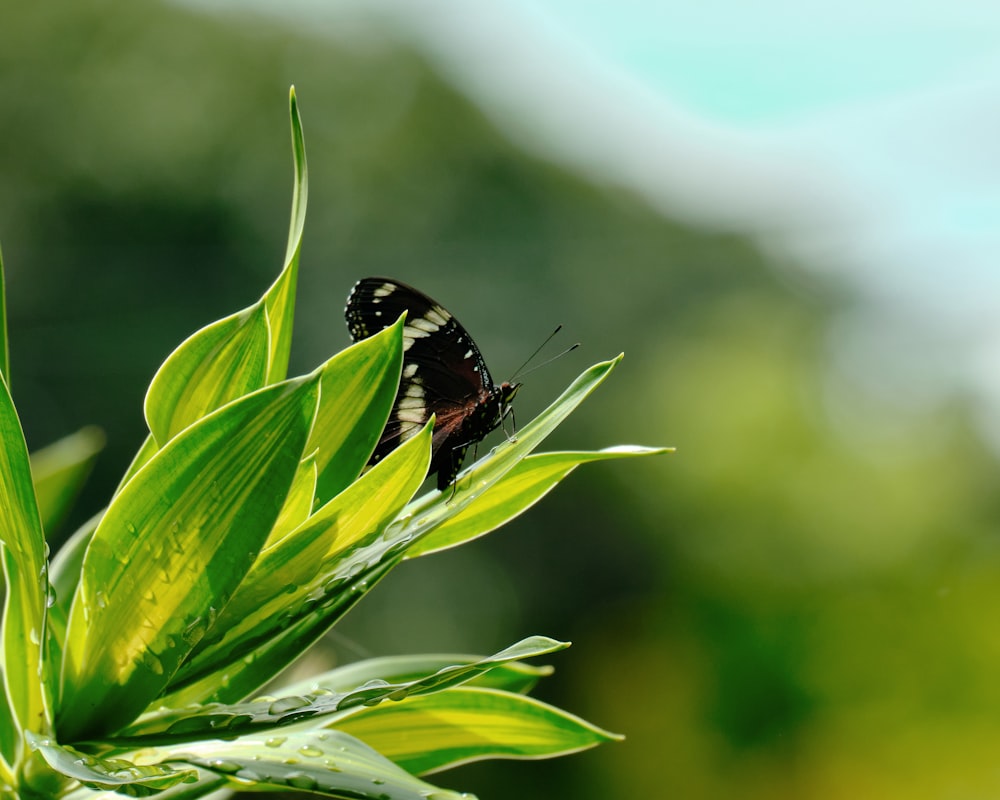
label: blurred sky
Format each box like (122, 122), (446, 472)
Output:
(189, 0), (1000, 438)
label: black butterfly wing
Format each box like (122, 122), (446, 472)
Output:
(345, 278), (498, 488)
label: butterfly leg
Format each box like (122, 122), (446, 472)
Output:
(500, 406), (518, 443)
(436, 444), (470, 494)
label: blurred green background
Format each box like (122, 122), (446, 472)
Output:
(6, 1), (1000, 798)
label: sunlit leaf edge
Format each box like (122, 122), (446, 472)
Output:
(334, 686), (622, 776)
(58, 375), (319, 741)
(408, 445), (671, 558)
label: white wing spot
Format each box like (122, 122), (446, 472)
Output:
(403, 325), (432, 350)
(374, 283), (395, 299)
(397, 421), (421, 441)
(463, 349), (474, 360)
(403, 363), (419, 378)
(426, 306), (451, 327)
(409, 317), (440, 333)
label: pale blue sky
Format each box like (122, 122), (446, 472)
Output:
(186, 0), (1000, 438)
(519, 0), (1000, 122)
(356, 0), (1000, 435)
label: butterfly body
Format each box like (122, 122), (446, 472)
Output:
(345, 277), (520, 491)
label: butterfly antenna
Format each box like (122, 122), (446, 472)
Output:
(509, 326), (580, 382)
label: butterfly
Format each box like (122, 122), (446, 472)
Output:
(345, 277), (521, 491)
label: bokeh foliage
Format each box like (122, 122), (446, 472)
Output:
(4, 1), (1000, 798)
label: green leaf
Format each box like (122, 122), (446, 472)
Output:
(47, 434), (151, 617)
(144, 302), (270, 445)
(389, 357), (624, 556)
(307, 317), (404, 506)
(28, 732), (197, 796)
(276, 653), (554, 698)
(409, 446), (670, 557)
(142, 89), (308, 444)
(49, 510), (103, 623)
(313, 635), (567, 709)
(165, 416), (431, 698)
(164, 358), (619, 708)
(61, 776), (230, 800)
(145, 729), (473, 799)
(0, 690), (14, 785)
(152, 558), (398, 711)
(0, 241), (9, 384)
(336, 687), (622, 776)
(114, 434), (159, 496)
(59, 375), (319, 741)
(0, 374), (53, 755)
(122, 637), (565, 743)
(30, 426), (105, 538)
(261, 86), (307, 385)
(48, 520), (109, 673)
(267, 453), (317, 547)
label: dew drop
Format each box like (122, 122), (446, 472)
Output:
(225, 713), (254, 729)
(286, 772), (318, 791)
(142, 649), (164, 675)
(183, 615), (208, 644)
(269, 695), (310, 715)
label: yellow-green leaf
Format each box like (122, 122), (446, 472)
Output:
(409, 446), (670, 558)
(307, 317), (404, 506)
(28, 732), (197, 794)
(114, 434), (159, 497)
(336, 687), (621, 775)
(266, 453), (317, 548)
(167, 418), (431, 697)
(59, 375), (319, 741)
(137, 730), (470, 800)
(142, 91), (308, 444)
(49, 511), (102, 624)
(128, 636), (565, 743)
(276, 653), (553, 698)
(261, 86), (307, 385)
(0, 374), (53, 759)
(390, 356), (625, 555)
(30, 426), (105, 538)
(144, 302), (270, 446)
